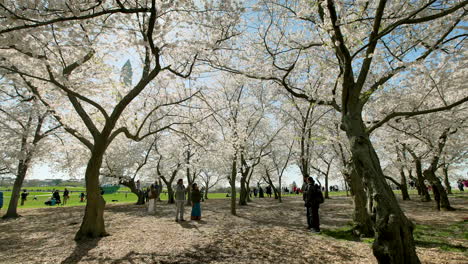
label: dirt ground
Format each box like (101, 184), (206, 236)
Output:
(0, 194), (467, 264)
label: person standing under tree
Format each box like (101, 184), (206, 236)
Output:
(174, 179), (186, 222)
(266, 185), (272, 198)
(191, 183), (202, 220)
(148, 184), (157, 214)
(63, 188), (70, 205)
(304, 177), (324, 233)
(20, 189), (28, 206)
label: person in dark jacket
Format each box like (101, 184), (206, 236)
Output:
(259, 187), (264, 198)
(52, 190), (61, 204)
(20, 189), (29, 206)
(304, 177), (323, 233)
(191, 183), (202, 220)
(63, 188), (70, 205)
(266, 185), (272, 198)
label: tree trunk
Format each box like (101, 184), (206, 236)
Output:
(272, 185), (279, 200)
(246, 185), (252, 202)
(414, 159), (431, 202)
(346, 163), (374, 237)
(3, 156), (31, 218)
(167, 185), (175, 204)
(442, 166), (452, 195)
(186, 165), (192, 206)
(343, 113), (420, 264)
(230, 157), (237, 215)
(278, 175), (282, 203)
(239, 175), (248, 206)
(204, 183), (209, 200)
(399, 168), (410, 201)
(344, 179), (349, 196)
(324, 173), (329, 199)
(75, 143), (108, 241)
(423, 169), (454, 211)
(120, 179), (145, 205)
(3, 116), (34, 219)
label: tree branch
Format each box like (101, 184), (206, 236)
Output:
(367, 96), (468, 134)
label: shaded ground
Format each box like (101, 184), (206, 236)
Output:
(0, 193), (466, 264)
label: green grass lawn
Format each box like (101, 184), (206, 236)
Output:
(0, 190), (247, 210)
(319, 221), (468, 254)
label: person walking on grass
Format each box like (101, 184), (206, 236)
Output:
(174, 179), (186, 222)
(20, 189), (28, 206)
(304, 177), (324, 233)
(191, 183), (202, 220)
(63, 188), (70, 205)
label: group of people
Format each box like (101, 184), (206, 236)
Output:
(44, 189), (70, 206)
(174, 179), (202, 221)
(146, 179), (203, 221)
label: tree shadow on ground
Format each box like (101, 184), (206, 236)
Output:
(414, 240), (467, 252)
(60, 238), (101, 264)
(319, 226), (361, 242)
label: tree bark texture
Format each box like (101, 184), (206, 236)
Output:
(414, 159), (431, 202)
(399, 168), (410, 201)
(442, 165), (452, 195)
(3, 156), (31, 218)
(324, 173), (329, 199)
(343, 113), (420, 264)
(230, 157), (237, 215)
(423, 170), (453, 211)
(346, 163), (374, 237)
(75, 142), (108, 240)
(239, 175), (248, 206)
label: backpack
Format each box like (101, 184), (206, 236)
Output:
(316, 186), (324, 204)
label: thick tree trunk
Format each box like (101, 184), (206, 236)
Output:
(414, 159), (431, 202)
(273, 185), (281, 201)
(167, 185), (174, 204)
(272, 185), (279, 200)
(246, 185), (252, 202)
(346, 163), (374, 237)
(3, 158), (31, 218)
(186, 167), (192, 206)
(399, 168), (410, 201)
(136, 191), (145, 205)
(343, 113), (420, 264)
(442, 166), (452, 195)
(423, 169), (454, 211)
(120, 180), (145, 205)
(239, 175), (248, 206)
(75, 143), (108, 241)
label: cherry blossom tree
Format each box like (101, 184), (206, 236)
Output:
(0, 0), (242, 240)
(207, 1), (467, 262)
(0, 78), (61, 218)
